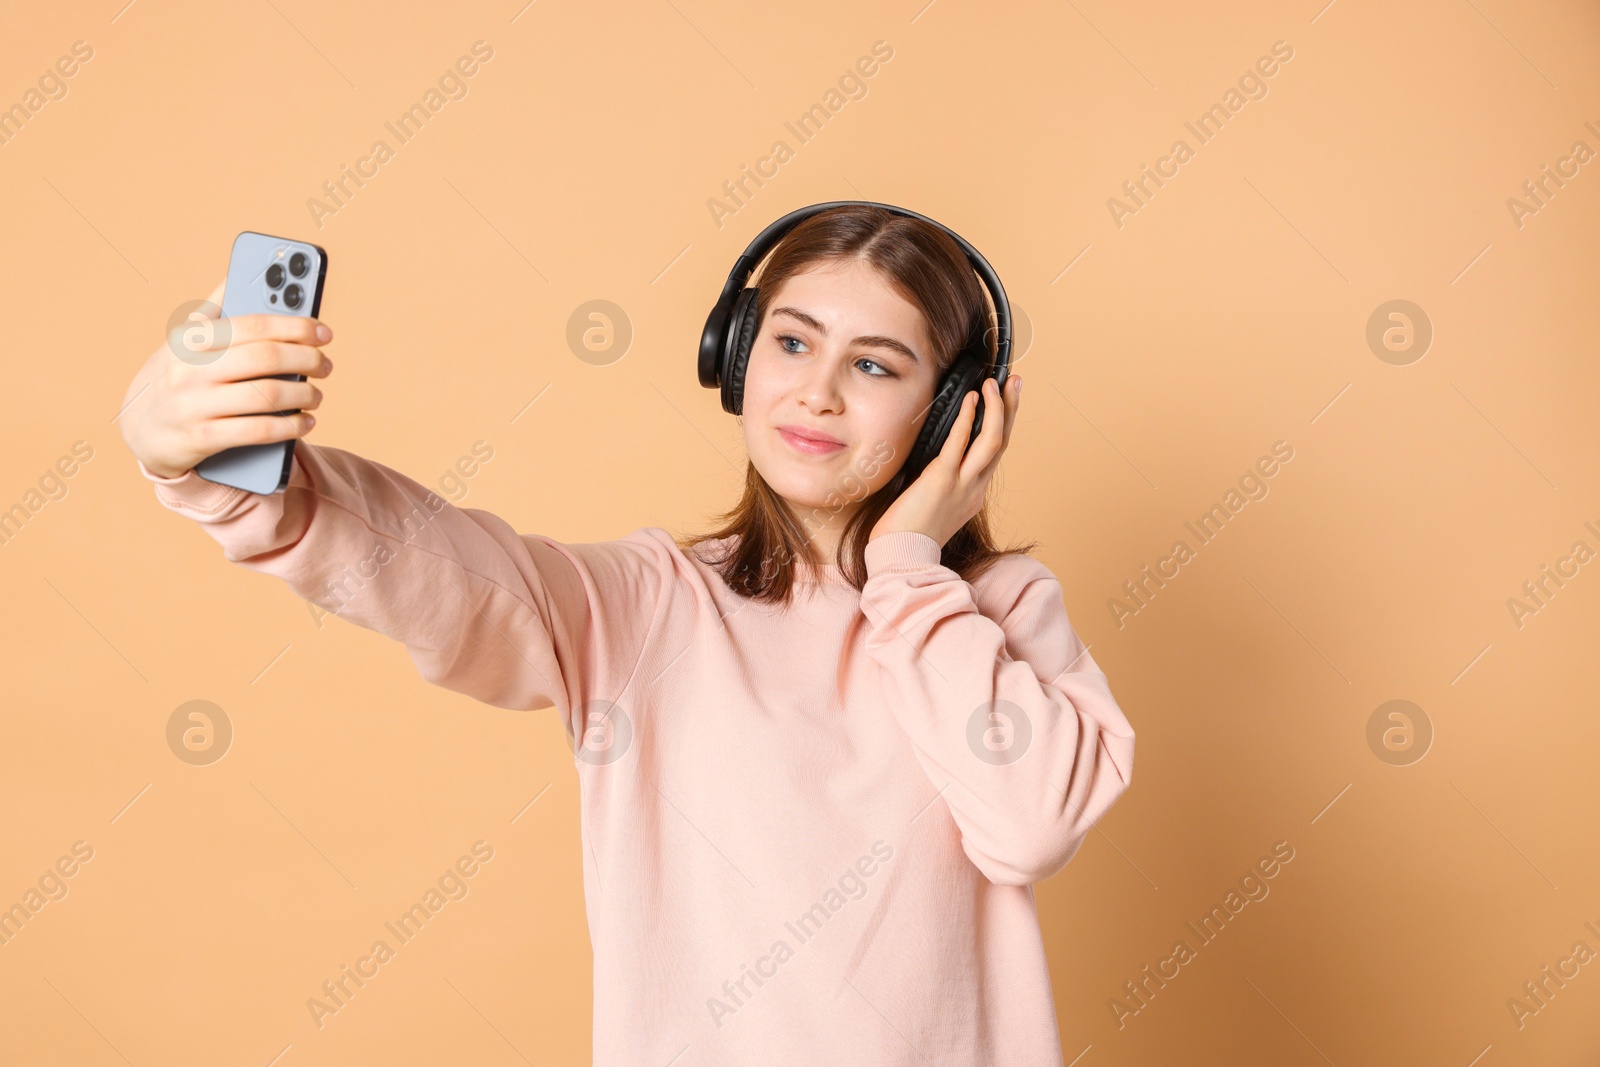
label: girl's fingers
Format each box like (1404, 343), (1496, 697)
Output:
(966, 377), (1019, 482)
(940, 389), (979, 466)
(983, 378), (1005, 445)
(202, 277), (225, 313)
(199, 377), (322, 420)
(962, 379), (1005, 474)
(195, 411), (314, 457)
(1002, 375), (1021, 442)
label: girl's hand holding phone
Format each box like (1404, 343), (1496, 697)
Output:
(119, 278), (334, 481)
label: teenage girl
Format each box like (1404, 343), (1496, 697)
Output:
(120, 204), (1135, 1065)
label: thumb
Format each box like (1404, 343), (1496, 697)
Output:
(200, 277), (225, 317)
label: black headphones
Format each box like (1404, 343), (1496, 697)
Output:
(697, 200), (1012, 486)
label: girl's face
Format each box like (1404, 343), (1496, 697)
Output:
(741, 259), (940, 533)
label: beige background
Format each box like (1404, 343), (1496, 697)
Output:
(2, 0), (1598, 1063)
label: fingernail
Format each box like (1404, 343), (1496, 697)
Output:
(305, 414), (316, 427)
(316, 323), (332, 343)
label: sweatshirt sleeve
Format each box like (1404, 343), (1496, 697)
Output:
(859, 531), (1136, 886)
(137, 442), (667, 742)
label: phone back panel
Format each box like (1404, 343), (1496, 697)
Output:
(195, 231), (327, 494)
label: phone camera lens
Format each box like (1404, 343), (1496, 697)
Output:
(265, 263), (285, 288)
(289, 252), (309, 278)
(284, 283), (304, 310)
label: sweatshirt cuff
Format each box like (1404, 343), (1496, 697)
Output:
(864, 531), (946, 575)
(137, 457), (250, 516)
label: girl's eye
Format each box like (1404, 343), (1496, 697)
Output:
(775, 334), (895, 378)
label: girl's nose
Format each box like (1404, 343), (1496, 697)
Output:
(798, 357), (846, 412)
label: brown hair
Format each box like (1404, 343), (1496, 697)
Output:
(673, 204), (1039, 605)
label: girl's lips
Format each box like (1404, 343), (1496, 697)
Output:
(778, 428), (846, 455)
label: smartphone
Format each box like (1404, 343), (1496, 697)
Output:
(194, 232), (329, 495)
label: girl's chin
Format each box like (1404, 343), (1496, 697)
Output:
(763, 475), (852, 513)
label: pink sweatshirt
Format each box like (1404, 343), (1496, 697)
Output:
(140, 441), (1135, 1066)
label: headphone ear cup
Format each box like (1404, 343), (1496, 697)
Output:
(902, 352), (987, 483)
(723, 287), (761, 416)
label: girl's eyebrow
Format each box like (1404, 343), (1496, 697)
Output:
(771, 306), (921, 365)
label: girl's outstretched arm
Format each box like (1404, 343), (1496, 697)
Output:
(140, 441), (669, 742)
(859, 530), (1137, 886)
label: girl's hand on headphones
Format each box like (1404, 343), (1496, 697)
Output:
(869, 374), (1022, 550)
(119, 278), (333, 480)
